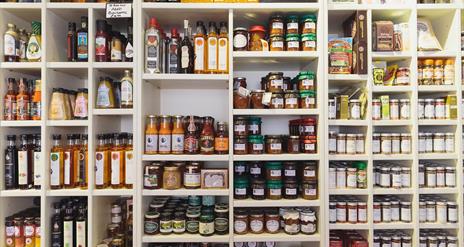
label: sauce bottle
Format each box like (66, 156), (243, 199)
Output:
(120, 70), (133, 108)
(18, 29), (28, 62)
(171, 115), (184, 154)
(26, 21), (41, 62)
(50, 134), (64, 190)
(4, 23), (18, 62)
(77, 16), (88, 62)
(31, 80), (41, 120)
(184, 115), (199, 154)
(33, 134), (41, 190)
(125, 19), (133, 62)
(50, 203), (63, 246)
(125, 133), (134, 189)
(158, 115), (172, 154)
(95, 20), (109, 62)
(16, 78), (30, 120)
(145, 115), (158, 154)
(96, 77), (115, 108)
(206, 22), (218, 74)
(110, 133), (125, 189)
(145, 17), (161, 74)
(95, 134), (109, 189)
(167, 28), (180, 74)
(217, 21), (229, 74)
(24, 217), (35, 247)
(34, 217), (40, 247)
(74, 88), (88, 119)
(200, 116), (215, 154)
(63, 134), (75, 189)
(5, 217), (15, 247)
(4, 78), (17, 120)
(215, 122), (229, 154)
(18, 134), (31, 190)
(5, 135), (18, 190)
(77, 134), (88, 189)
(67, 22), (77, 61)
(194, 21), (206, 74)
(14, 217), (24, 247)
(179, 20), (194, 73)
(111, 32), (123, 62)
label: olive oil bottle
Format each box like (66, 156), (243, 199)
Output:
(125, 133), (134, 189)
(217, 22), (229, 74)
(63, 134), (75, 188)
(206, 22), (218, 74)
(77, 134), (88, 189)
(95, 134), (109, 189)
(193, 21), (206, 74)
(110, 133), (125, 189)
(50, 134), (64, 189)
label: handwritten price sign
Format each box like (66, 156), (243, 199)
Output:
(106, 3), (132, 18)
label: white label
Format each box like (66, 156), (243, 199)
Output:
(76, 221), (86, 246)
(184, 173), (200, 186)
(271, 41), (284, 48)
(381, 139), (391, 154)
(287, 41), (299, 49)
(400, 104), (410, 119)
(50, 152), (61, 186)
(372, 139), (381, 153)
(234, 125), (246, 132)
(235, 188), (246, 195)
(233, 34), (247, 48)
(304, 40), (316, 48)
(336, 171), (346, 188)
(234, 143), (246, 151)
(125, 150), (134, 185)
(305, 143), (315, 151)
(250, 167), (261, 175)
(63, 221), (74, 247)
(305, 188), (316, 196)
(305, 22), (316, 30)
(337, 139), (346, 153)
(121, 79), (133, 103)
(328, 104), (336, 118)
(402, 173), (411, 187)
(446, 137), (455, 153)
(329, 138), (337, 152)
(234, 220), (247, 233)
(446, 172), (456, 187)
(287, 22), (299, 31)
(270, 188), (281, 196)
(95, 37), (106, 56)
(218, 38), (228, 71)
(248, 124), (259, 132)
(253, 188), (264, 196)
(373, 208), (381, 222)
(158, 134), (171, 152)
(64, 151), (71, 185)
(401, 139), (411, 154)
(111, 152), (121, 185)
(194, 37), (205, 71)
(4, 34), (15, 56)
(346, 174), (357, 188)
(329, 208), (337, 223)
(265, 220), (279, 232)
(145, 134), (158, 153)
(181, 46), (189, 68)
(33, 151), (42, 186)
(304, 170), (315, 177)
(207, 37), (218, 70)
(391, 139), (400, 154)
(448, 207), (458, 222)
(358, 208), (367, 222)
(336, 208), (346, 222)
(382, 207), (391, 222)
(271, 97), (284, 107)
(391, 207), (400, 221)
(252, 143), (263, 151)
(270, 143), (282, 150)
(95, 151), (105, 185)
(401, 208), (411, 222)
(426, 207), (436, 222)
(250, 220), (263, 232)
(18, 151), (28, 185)
(106, 3), (132, 18)
(270, 170), (281, 177)
(356, 139), (364, 153)
(285, 188), (297, 195)
(348, 208), (357, 222)
(272, 22), (283, 30)
(171, 134), (184, 152)
(285, 170), (296, 177)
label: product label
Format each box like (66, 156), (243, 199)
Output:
(199, 222), (214, 235)
(170, 134), (184, 152)
(265, 220), (279, 232)
(95, 36), (106, 56)
(253, 188), (264, 196)
(218, 37), (228, 71)
(250, 167), (261, 175)
(50, 152), (61, 186)
(111, 151), (121, 185)
(194, 37), (205, 71)
(181, 46), (189, 69)
(271, 41), (283, 49)
(146, 34), (159, 70)
(184, 173), (200, 187)
(4, 34), (15, 56)
(121, 79), (133, 103)
(76, 221), (86, 247)
(252, 143), (263, 151)
(233, 34), (247, 48)
(285, 188), (297, 195)
(77, 32), (88, 59)
(111, 42), (122, 61)
(95, 151), (105, 185)
(96, 84), (111, 107)
(234, 220), (247, 233)
(145, 134), (158, 153)
(125, 150), (134, 185)
(214, 137), (229, 151)
(287, 22), (299, 31)
(287, 41), (299, 49)
(74, 96), (87, 118)
(304, 40), (316, 48)
(285, 170), (296, 177)
(63, 221), (74, 247)
(144, 220), (159, 234)
(270, 188), (281, 196)
(272, 22), (283, 30)
(270, 170), (281, 177)
(234, 124), (246, 132)
(250, 220), (263, 232)
(270, 143), (281, 150)
(144, 174), (158, 187)
(19, 40), (26, 60)
(304, 188), (316, 196)
(304, 143), (315, 151)
(305, 22), (316, 30)
(358, 208), (367, 222)
(158, 134), (171, 152)
(18, 151), (28, 185)
(286, 98), (298, 106)
(125, 42), (134, 59)
(64, 151), (71, 185)
(234, 143), (246, 151)
(207, 37), (218, 70)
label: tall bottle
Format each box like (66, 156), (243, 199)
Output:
(34, 217), (40, 247)
(171, 115), (185, 154)
(95, 20), (109, 62)
(77, 16), (88, 62)
(77, 134), (88, 189)
(16, 78), (29, 120)
(206, 22), (218, 74)
(31, 80), (41, 120)
(200, 116), (215, 154)
(193, 21), (206, 74)
(120, 70), (133, 108)
(50, 203), (63, 247)
(215, 122), (229, 154)
(75, 204), (87, 247)
(145, 17), (161, 74)
(33, 134), (41, 190)
(158, 115), (172, 154)
(26, 21), (41, 62)
(18, 134), (31, 189)
(125, 19), (133, 62)
(50, 134), (64, 190)
(18, 29), (28, 62)
(145, 115), (158, 154)
(95, 134), (109, 189)
(62, 203), (75, 247)
(125, 133), (134, 189)
(4, 23), (18, 62)
(166, 28), (180, 74)
(4, 78), (17, 120)
(184, 115), (199, 154)
(4, 135), (18, 190)
(110, 133), (125, 189)
(63, 134), (75, 189)
(179, 20), (194, 73)
(110, 31), (123, 62)
(67, 22), (77, 61)
(217, 22), (229, 74)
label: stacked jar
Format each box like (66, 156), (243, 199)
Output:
(372, 132), (412, 155)
(419, 196), (458, 224)
(418, 163), (456, 188)
(234, 243), (276, 247)
(329, 196), (368, 224)
(373, 231), (412, 247)
(328, 97), (364, 120)
(233, 207), (317, 235)
(419, 230), (457, 247)
(418, 132), (455, 154)
(289, 117), (318, 154)
(372, 96), (410, 120)
(144, 196), (229, 236)
(418, 58), (455, 85)
(373, 164), (411, 189)
(328, 131), (365, 155)
(373, 196), (412, 224)
(330, 231), (368, 246)
(233, 13), (316, 52)
(418, 96), (458, 120)
(233, 161), (318, 201)
(328, 161), (368, 189)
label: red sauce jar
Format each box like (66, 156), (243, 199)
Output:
(301, 135), (317, 154)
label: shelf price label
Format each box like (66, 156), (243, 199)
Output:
(106, 3), (132, 18)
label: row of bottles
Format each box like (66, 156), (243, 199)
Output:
(96, 70), (133, 109)
(3, 77), (41, 121)
(96, 197), (133, 247)
(95, 132), (134, 189)
(49, 87), (88, 120)
(50, 134), (88, 189)
(67, 16), (89, 62)
(145, 18), (229, 74)
(50, 197), (87, 247)
(3, 21), (42, 62)
(4, 134), (41, 190)
(95, 19), (133, 62)
(4, 198), (41, 247)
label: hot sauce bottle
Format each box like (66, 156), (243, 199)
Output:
(171, 115), (184, 154)
(215, 122), (229, 154)
(95, 20), (109, 62)
(67, 22), (77, 62)
(145, 115), (158, 154)
(206, 22), (218, 74)
(125, 133), (134, 189)
(95, 134), (109, 189)
(77, 16), (88, 62)
(4, 78), (17, 121)
(14, 217), (24, 247)
(184, 115), (199, 154)
(200, 116), (215, 154)
(179, 20), (194, 74)
(158, 115), (172, 154)
(16, 78), (29, 120)
(217, 21), (229, 74)
(63, 134), (75, 189)
(50, 134), (64, 190)
(193, 21), (206, 74)
(110, 133), (125, 189)
(24, 217), (35, 247)
(31, 80), (41, 120)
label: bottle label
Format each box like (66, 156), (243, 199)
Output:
(234, 34), (247, 48)
(218, 37), (228, 71)
(95, 151), (105, 186)
(26, 36), (41, 60)
(64, 151), (72, 185)
(145, 134), (158, 153)
(4, 150), (15, 188)
(19, 40), (27, 60)
(18, 150), (28, 185)
(76, 221), (86, 246)
(181, 46), (190, 69)
(207, 37), (218, 71)
(78, 150), (86, 185)
(63, 221), (74, 247)
(111, 151), (121, 185)
(194, 37), (205, 71)
(171, 134), (184, 152)
(158, 134), (171, 152)
(4, 98), (15, 120)
(111, 40), (122, 61)
(16, 98), (29, 119)
(31, 101), (41, 119)
(77, 32), (88, 59)
(95, 36), (106, 56)
(96, 84), (111, 107)
(168, 43), (178, 73)
(125, 42), (134, 59)
(184, 173), (200, 187)
(4, 34), (15, 56)
(146, 34), (159, 70)
(34, 151), (42, 187)
(50, 152), (61, 186)
(125, 150), (134, 185)
(200, 135), (214, 153)
(74, 96), (88, 118)
(121, 79), (133, 104)
(215, 137), (229, 152)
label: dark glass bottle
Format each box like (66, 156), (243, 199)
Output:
(178, 20), (194, 73)
(95, 20), (109, 62)
(78, 134), (88, 189)
(4, 78), (17, 121)
(75, 204), (87, 247)
(63, 202), (75, 247)
(167, 28), (180, 74)
(18, 134), (31, 189)
(77, 16), (88, 62)
(67, 22), (77, 62)
(184, 115), (199, 154)
(4, 135), (18, 190)
(51, 202), (63, 247)
(33, 134), (41, 190)
(125, 19), (133, 62)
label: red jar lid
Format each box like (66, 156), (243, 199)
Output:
(249, 25), (266, 33)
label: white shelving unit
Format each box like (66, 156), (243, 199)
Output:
(0, 1), (464, 247)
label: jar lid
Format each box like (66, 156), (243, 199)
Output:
(251, 89), (265, 93)
(287, 15), (299, 21)
(164, 165), (179, 171)
(289, 135), (300, 140)
(265, 135), (281, 139)
(265, 162), (283, 169)
(301, 14), (317, 22)
(300, 90), (316, 97)
(266, 180), (283, 187)
(233, 27), (247, 32)
(249, 25), (266, 32)
(248, 135), (264, 142)
(285, 34), (300, 40)
(301, 33), (316, 41)
(353, 161), (367, 170)
(284, 90), (299, 94)
(145, 211), (160, 218)
(248, 116), (262, 122)
(234, 176), (249, 185)
(268, 71), (284, 76)
(251, 178), (265, 184)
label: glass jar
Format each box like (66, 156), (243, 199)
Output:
(283, 161), (297, 180)
(328, 99), (336, 119)
(214, 204), (229, 235)
(380, 133), (392, 154)
(234, 136), (248, 155)
(358, 202), (367, 223)
(434, 133), (446, 153)
(173, 211), (186, 234)
(159, 212), (173, 234)
(249, 212), (265, 234)
(391, 133), (401, 154)
(301, 135), (317, 154)
(251, 178), (266, 200)
(399, 99), (410, 119)
(234, 177), (249, 199)
(184, 163), (201, 189)
(265, 135), (282, 154)
(234, 211), (249, 234)
(247, 116), (262, 135)
(251, 90), (265, 109)
(301, 33), (316, 51)
(299, 90), (316, 109)
(424, 99), (435, 119)
(286, 34), (300, 51)
(283, 209), (300, 235)
(356, 134), (365, 154)
(269, 35), (284, 51)
(144, 162), (162, 190)
(301, 179), (318, 200)
(347, 202), (358, 224)
(418, 99), (425, 119)
(302, 162), (317, 181)
(422, 59), (434, 85)
(264, 209), (280, 233)
(283, 180), (298, 199)
(329, 131), (337, 154)
(284, 90), (299, 109)
(163, 165), (181, 190)
(396, 67), (410, 85)
(234, 162), (248, 176)
(349, 99), (361, 120)
(336, 133), (347, 154)
(298, 71), (316, 91)
(234, 77), (247, 90)
(269, 14), (284, 36)
(445, 133), (455, 153)
(267, 72), (284, 92)
(270, 92), (284, 109)
(249, 161), (263, 179)
(199, 214), (214, 237)
(390, 99), (399, 120)
(233, 90), (250, 109)
(287, 136), (300, 154)
(286, 15), (299, 34)
(248, 135), (264, 155)
(301, 14), (317, 34)
(434, 59), (444, 85)
(336, 202), (347, 223)
(144, 211), (160, 235)
(372, 99), (381, 120)
(266, 162), (282, 180)
(266, 180), (282, 200)
(233, 27), (248, 51)
(400, 201), (412, 223)
(346, 134), (357, 154)
(234, 116), (248, 136)
(186, 210), (200, 234)
(300, 209), (317, 235)
(249, 25), (266, 51)
(446, 166), (456, 187)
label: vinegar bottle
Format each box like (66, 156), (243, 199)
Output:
(124, 133), (134, 189)
(33, 134), (41, 190)
(178, 20), (194, 74)
(62, 203), (75, 247)
(4, 135), (18, 190)
(63, 134), (75, 189)
(78, 134), (88, 189)
(4, 78), (17, 121)
(18, 134), (31, 190)
(31, 80), (41, 120)
(95, 134), (109, 189)
(16, 78), (30, 120)
(67, 22), (77, 62)
(193, 21), (206, 74)
(217, 22), (229, 74)
(75, 204), (87, 247)
(110, 133), (125, 189)
(50, 134), (64, 190)
(206, 22), (218, 74)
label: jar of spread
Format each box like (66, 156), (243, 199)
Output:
(234, 177), (249, 199)
(269, 14), (284, 36)
(283, 209), (300, 235)
(265, 135), (282, 154)
(184, 163), (201, 189)
(163, 165), (181, 190)
(283, 161), (297, 180)
(144, 162), (162, 189)
(269, 35), (284, 51)
(267, 72), (284, 92)
(302, 162), (317, 180)
(249, 25), (266, 51)
(251, 90), (265, 109)
(300, 90), (316, 108)
(234, 116), (248, 136)
(249, 162), (264, 178)
(270, 92), (284, 109)
(234, 77), (247, 90)
(214, 204), (229, 235)
(234, 136), (248, 155)
(284, 76), (293, 90)
(396, 67), (410, 85)
(186, 210), (200, 233)
(422, 59), (434, 85)
(300, 209), (317, 235)
(264, 209), (280, 233)
(286, 15), (299, 34)
(286, 34), (300, 51)
(248, 135), (264, 154)
(284, 90), (299, 109)
(249, 211), (265, 234)
(266, 180), (282, 200)
(298, 71), (316, 91)
(159, 212), (173, 234)
(301, 179), (318, 200)
(173, 211), (186, 234)
(247, 116), (262, 135)
(301, 14), (317, 34)
(301, 33), (316, 51)
(233, 90), (250, 109)
(233, 27), (248, 51)
(283, 180), (298, 199)
(287, 136), (300, 153)
(144, 211), (160, 235)
(199, 214), (214, 236)
(234, 162), (248, 176)
(266, 162), (282, 180)
(301, 135), (317, 154)
(251, 178), (266, 200)
(234, 210), (249, 234)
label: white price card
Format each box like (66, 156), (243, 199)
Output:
(106, 3), (132, 18)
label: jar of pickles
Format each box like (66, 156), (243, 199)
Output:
(249, 25), (266, 51)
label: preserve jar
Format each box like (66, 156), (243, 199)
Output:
(283, 162), (297, 180)
(301, 33), (316, 51)
(249, 25), (267, 51)
(267, 72), (284, 92)
(349, 99), (361, 120)
(301, 179), (318, 200)
(346, 134), (357, 154)
(173, 211), (186, 234)
(234, 211), (249, 234)
(269, 35), (284, 51)
(249, 162), (264, 178)
(248, 135), (264, 154)
(144, 211), (160, 235)
(234, 177), (249, 199)
(300, 90), (316, 108)
(233, 27), (248, 51)
(270, 93), (284, 109)
(249, 212), (265, 234)
(302, 162), (317, 180)
(287, 136), (300, 153)
(234, 117), (248, 136)
(283, 76), (293, 90)
(163, 165), (181, 190)
(159, 212), (173, 234)
(199, 214), (214, 236)
(329, 131), (337, 154)
(284, 90), (299, 109)
(301, 135), (317, 154)
(144, 162), (162, 189)
(247, 116), (262, 135)
(214, 204), (229, 235)
(301, 14), (317, 34)
(250, 90), (265, 109)
(396, 67), (410, 85)
(186, 210), (200, 233)
(234, 162), (248, 176)
(266, 180), (282, 200)
(358, 202), (367, 223)
(265, 135), (282, 154)
(298, 71), (316, 91)
(264, 209), (280, 233)
(286, 34), (300, 51)
(269, 14), (284, 36)
(283, 180), (298, 199)
(400, 99), (410, 119)
(372, 99), (381, 120)
(233, 90), (250, 109)
(234, 136), (248, 154)
(283, 209), (300, 235)
(286, 15), (299, 34)
(300, 209), (317, 235)
(251, 178), (266, 200)
(336, 133), (347, 154)
(266, 162), (282, 180)
(184, 163), (201, 189)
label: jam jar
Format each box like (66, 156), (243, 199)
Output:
(301, 33), (316, 51)
(267, 180), (283, 200)
(233, 27), (248, 51)
(249, 162), (264, 178)
(300, 90), (316, 109)
(249, 211), (265, 234)
(234, 210), (249, 234)
(251, 90), (265, 109)
(298, 71), (316, 91)
(286, 15), (299, 34)
(286, 34), (300, 51)
(287, 136), (300, 153)
(283, 161), (297, 180)
(144, 162), (162, 189)
(270, 92), (284, 109)
(234, 136), (248, 154)
(301, 135), (317, 154)
(267, 72), (284, 92)
(301, 14), (317, 34)
(234, 116), (248, 136)
(284, 90), (299, 109)
(184, 162), (201, 189)
(302, 179), (318, 200)
(248, 135), (264, 154)
(251, 178), (266, 200)
(265, 135), (283, 154)
(302, 161), (317, 180)
(234, 177), (249, 200)
(264, 209), (280, 233)
(249, 25), (267, 51)
(269, 14), (285, 36)
(234, 162), (248, 176)
(266, 162), (283, 180)
(247, 116), (262, 135)
(233, 89), (250, 109)
(283, 180), (298, 199)
(269, 35), (284, 51)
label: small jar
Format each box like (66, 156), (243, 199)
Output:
(381, 202), (392, 222)
(233, 90), (250, 109)
(436, 167), (446, 187)
(270, 93), (284, 109)
(234, 136), (248, 155)
(434, 59), (444, 85)
(163, 165), (182, 190)
(301, 33), (316, 51)
(424, 99), (435, 119)
(400, 133), (411, 154)
(234, 117), (248, 136)
(265, 135), (282, 154)
(234, 162), (248, 176)
(396, 67), (410, 85)
(372, 99), (381, 120)
(328, 99), (336, 119)
(297, 71), (316, 91)
(247, 117), (262, 136)
(437, 201), (447, 223)
(447, 202), (458, 223)
(399, 99), (410, 119)
(422, 59), (434, 85)
(390, 99), (399, 120)
(301, 135), (317, 154)
(445, 166), (456, 187)
(183, 163), (201, 189)
(251, 90), (265, 109)
(283, 209), (300, 235)
(425, 133), (433, 153)
(186, 210), (200, 234)
(380, 167), (391, 188)
(264, 209), (280, 234)
(267, 72), (284, 92)
(400, 201), (412, 222)
(380, 133), (392, 154)
(418, 133), (426, 153)
(372, 133), (381, 154)
(373, 202), (381, 223)
(249, 25), (266, 51)
(251, 178), (266, 200)
(234, 177), (249, 200)
(346, 134), (357, 155)
(358, 202), (367, 223)
(390, 200), (400, 222)
(234, 211), (249, 234)
(356, 134), (365, 154)
(265, 162), (282, 180)
(433, 133), (446, 153)
(418, 99), (425, 119)
(249, 212), (265, 234)
(159, 212), (173, 234)
(301, 14), (317, 34)
(302, 162), (318, 181)
(426, 201), (436, 222)
(336, 167), (347, 188)
(445, 133), (455, 153)
(426, 167), (437, 188)
(347, 202), (358, 224)
(266, 180), (282, 200)
(299, 90), (316, 109)
(300, 209), (317, 235)
(233, 27), (248, 51)
(401, 167), (411, 188)
(269, 14), (284, 36)
(349, 99), (361, 120)
(301, 179), (318, 200)
(287, 136), (300, 154)
(214, 204), (229, 235)
(329, 131), (337, 154)
(269, 35), (284, 51)
(283, 162), (297, 180)
(144, 163), (162, 190)
(336, 202), (347, 223)
(286, 34), (300, 51)
(336, 133), (347, 154)
(346, 168), (357, 188)
(286, 15), (299, 34)
(391, 133), (401, 154)
(283, 180), (298, 199)
(329, 202), (337, 223)
(435, 99), (446, 119)
(173, 211), (186, 234)
(144, 211), (160, 235)
(248, 135), (264, 155)
(284, 90), (299, 109)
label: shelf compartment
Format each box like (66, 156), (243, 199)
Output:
(46, 189), (90, 197)
(234, 199), (320, 208)
(419, 223), (459, 229)
(371, 51), (412, 60)
(418, 153), (458, 160)
(233, 154), (320, 161)
(328, 120), (368, 126)
(372, 120), (413, 126)
(93, 189), (135, 196)
(419, 188), (458, 194)
(372, 154), (413, 160)
(417, 51), (458, 58)
(0, 189), (41, 197)
(372, 85), (413, 93)
(47, 62), (90, 68)
(233, 109), (320, 116)
(143, 189), (229, 197)
(418, 119), (458, 126)
(0, 120), (42, 127)
(329, 189), (368, 195)
(234, 233), (320, 242)
(328, 155), (369, 161)
(93, 109), (134, 116)
(143, 234), (230, 243)
(329, 223), (370, 230)
(373, 222), (414, 230)
(373, 188), (414, 195)
(142, 2), (320, 11)
(142, 154), (229, 161)
(93, 62), (134, 69)
(143, 74), (229, 89)
(46, 120), (89, 127)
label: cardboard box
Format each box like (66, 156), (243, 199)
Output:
(336, 95), (349, 120)
(343, 10), (367, 44)
(373, 21), (394, 51)
(380, 95), (390, 120)
(446, 95), (457, 120)
(352, 41), (367, 74)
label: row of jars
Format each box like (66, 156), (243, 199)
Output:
(233, 13), (316, 52)
(373, 66), (410, 86)
(329, 196), (367, 224)
(330, 231), (368, 247)
(419, 163), (456, 188)
(418, 196), (458, 224)
(144, 196), (228, 236)
(418, 132), (455, 154)
(143, 161), (228, 190)
(328, 161), (367, 189)
(234, 161), (317, 181)
(372, 97), (410, 120)
(418, 58), (455, 85)
(234, 134), (317, 155)
(234, 243), (275, 247)
(233, 207), (317, 235)
(374, 231), (412, 247)
(327, 98), (363, 120)
(419, 230), (457, 247)
(328, 132), (365, 155)
(374, 165), (411, 189)
(372, 133), (412, 155)
(418, 97), (457, 120)
(235, 71), (316, 93)
(373, 196), (412, 223)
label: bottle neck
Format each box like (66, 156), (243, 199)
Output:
(7, 140), (15, 147)
(52, 139), (61, 148)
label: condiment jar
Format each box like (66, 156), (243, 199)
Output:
(233, 27), (248, 51)
(249, 25), (266, 51)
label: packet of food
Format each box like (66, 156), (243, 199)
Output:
(417, 18), (442, 51)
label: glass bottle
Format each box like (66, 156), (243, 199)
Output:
(179, 20), (194, 73)
(171, 115), (185, 154)
(18, 134), (31, 189)
(96, 77), (115, 108)
(95, 20), (109, 62)
(26, 21), (42, 62)
(217, 21), (229, 74)
(63, 134), (75, 189)
(200, 116), (215, 154)
(33, 134), (41, 190)
(111, 32), (123, 62)
(167, 28), (180, 74)
(67, 22), (77, 62)
(4, 78), (17, 120)
(4, 135), (18, 190)
(51, 203), (63, 246)
(194, 21), (206, 74)
(77, 16), (88, 62)
(120, 70), (133, 108)
(75, 204), (87, 247)
(31, 80), (41, 120)
(184, 115), (199, 154)
(63, 203), (75, 247)
(77, 134), (88, 189)
(95, 134), (109, 189)
(125, 133), (134, 189)
(145, 17), (161, 74)
(34, 217), (40, 247)
(50, 134), (64, 190)
(158, 115), (172, 154)
(125, 19), (133, 62)
(110, 133), (125, 189)
(215, 122), (229, 154)
(206, 22), (218, 74)
(14, 216), (24, 247)
(18, 29), (28, 62)
(16, 78), (30, 120)
(4, 23), (18, 62)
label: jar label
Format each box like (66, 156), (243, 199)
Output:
(271, 79), (283, 87)
(250, 167), (261, 175)
(249, 124), (259, 132)
(300, 223), (316, 234)
(373, 208), (381, 222)
(207, 37), (218, 70)
(184, 173), (200, 187)
(304, 170), (315, 177)
(265, 219), (279, 232)
(234, 143), (246, 151)
(214, 218), (229, 232)
(270, 188), (281, 196)
(271, 41), (284, 49)
(284, 224), (300, 234)
(446, 173), (456, 187)
(160, 220), (173, 233)
(287, 41), (299, 49)
(270, 143), (282, 150)
(304, 22), (316, 30)
(302, 79), (314, 86)
(286, 98), (298, 106)
(304, 143), (315, 151)
(401, 208), (411, 222)
(235, 188), (247, 195)
(358, 208), (367, 222)
(144, 174), (158, 187)
(329, 139), (337, 152)
(285, 170), (296, 177)
(348, 208), (357, 222)
(285, 188), (297, 195)
(448, 208), (458, 222)
(304, 40), (316, 48)
(250, 220), (264, 233)
(287, 22), (299, 30)
(234, 220), (247, 233)
(304, 125), (314, 133)
(304, 188), (316, 196)
(18, 150), (28, 186)
(95, 151), (105, 185)
(253, 143), (263, 151)
(272, 22), (283, 30)
(253, 188), (264, 196)
(218, 37), (228, 71)
(95, 36), (106, 56)
(234, 124), (246, 132)
(270, 170), (281, 177)
(233, 34), (247, 49)
(329, 208), (337, 223)
(305, 96), (315, 105)
(186, 220), (199, 233)
(173, 220), (186, 233)
(346, 174), (357, 188)
(215, 137), (229, 152)
(271, 97), (283, 107)
(144, 221), (159, 234)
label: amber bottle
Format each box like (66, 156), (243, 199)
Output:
(50, 134), (64, 189)
(31, 80), (41, 120)
(78, 134), (88, 189)
(4, 78), (17, 121)
(95, 134), (109, 189)
(95, 20), (109, 62)
(184, 116), (199, 154)
(110, 134), (125, 189)
(215, 122), (229, 154)
(217, 22), (229, 74)
(200, 116), (215, 154)
(16, 78), (29, 120)
(125, 133), (134, 189)
(63, 134), (75, 189)
(193, 21), (206, 74)
(206, 22), (218, 74)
